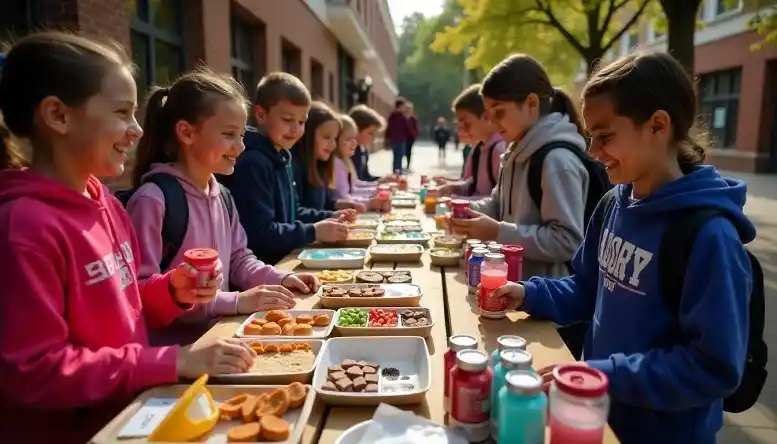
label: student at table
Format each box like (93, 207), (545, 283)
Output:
(291, 101), (365, 213)
(218, 72), (354, 264)
(448, 54), (590, 280)
(349, 104), (385, 182)
(126, 69), (320, 346)
(437, 84), (506, 198)
(0, 32), (254, 444)
(492, 51), (755, 444)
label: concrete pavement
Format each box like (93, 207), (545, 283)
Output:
(368, 141), (777, 443)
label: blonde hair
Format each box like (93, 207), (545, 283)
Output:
(337, 114), (358, 178)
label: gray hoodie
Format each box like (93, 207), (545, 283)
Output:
(471, 113), (589, 279)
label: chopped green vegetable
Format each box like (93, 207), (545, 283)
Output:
(337, 308), (368, 327)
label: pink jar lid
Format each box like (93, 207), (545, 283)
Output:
(184, 248), (219, 266)
(553, 364), (608, 398)
(501, 245), (524, 254)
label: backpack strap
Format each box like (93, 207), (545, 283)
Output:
(144, 174), (189, 272)
(219, 185), (235, 224)
(468, 141), (484, 194)
(527, 141), (587, 212)
(588, 187), (618, 236)
(486, 142), (498, 188)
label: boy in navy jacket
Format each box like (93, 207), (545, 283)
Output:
(220, 72), (351, 264)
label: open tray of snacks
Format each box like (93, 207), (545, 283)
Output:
(381, 212), (421, 222)
(334, 307), (434, 337)
(91, 379), (315, 444)
(213, 339), (324, 385)
(335, 229), (376, 247)
(355, 270), (412, 284)
(368, 244), (425, 262)
(317, 283), (422, 309)
(346, 218), (380, 230)
(236, 309), (335, 339)
(432, 234), (463, 249)
(315, 269), (355, 284)
(298, 248), (367, 269)
(313, 337), (431, 406)
(429, 248), (463, 266)
(391, 198), (417, 208)
(376, 231), (430, 246)
(384, 220), (423, 232)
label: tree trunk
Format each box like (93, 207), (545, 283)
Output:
(662, 0), (702, 73)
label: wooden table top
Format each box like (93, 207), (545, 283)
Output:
(194, 207), (619, 444)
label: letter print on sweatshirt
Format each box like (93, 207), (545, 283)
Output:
(597, 228), (653, 295)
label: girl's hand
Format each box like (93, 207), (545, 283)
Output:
(169, 260), (224, 305)
(433, 176), (448, 184)
(237, 285), (296, 313)
(536, 362), (588, 392)
(333, 209), (358, 222)
(314, 220), (349, 243)
(176, 337), (256, 377)
(486, 282), (526, 311)
(448, 208), (499, 241)
(282, 273), (321, 294)
(437, 184), (453, 197)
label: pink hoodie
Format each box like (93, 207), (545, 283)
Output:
(0, 170), (184, 444)
(332, 156), (375, 202)
(457, 132), (506, 197)
(126, 164), (289, 345)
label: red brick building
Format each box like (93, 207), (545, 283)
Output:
(573, 0), (777, 173)
(0, 0), (399, 117)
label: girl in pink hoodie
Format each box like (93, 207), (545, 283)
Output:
(0, 32), (255, 444)
(126, 69), (320, 346)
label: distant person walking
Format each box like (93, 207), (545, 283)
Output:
(405, 102), (418, 172)
(433, 117), (451, 163)
(385, 97), (412, 173)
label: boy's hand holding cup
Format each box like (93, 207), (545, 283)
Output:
(487, 282), (526, 311)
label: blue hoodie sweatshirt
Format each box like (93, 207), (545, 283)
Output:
(219, 128), (333, 265)
(522, 166), (754, 444)
(290, 147), (336, 212)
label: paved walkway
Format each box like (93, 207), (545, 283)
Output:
(369, 141), (777, 443)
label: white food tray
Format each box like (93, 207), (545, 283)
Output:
(391, 199), (417, 208)
(212, 339), (324, 385)
(348, 219), (380, 229)
(368, 244), (425, 262)
(317, 284), (422, 309)
(334, 307), (434, 337)
(297, 248), (367, 269)
(313, 336), (431, 406)
(376, 232), (430, 246)
(235, 309), (336, 339)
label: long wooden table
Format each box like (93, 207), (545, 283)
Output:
(195, 207), (619, 443)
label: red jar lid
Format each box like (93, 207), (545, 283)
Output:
(451, 199), (470, 208)
(553, 364), (608, 398)
(183, 248), (219, 266)
(501, 245), (523, 254)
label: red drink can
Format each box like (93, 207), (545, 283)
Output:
(450, 349), (493, 442)
(183, 248), (219, 288)
(450, 199), (470, 219)
(479, 253), (508, 319)
(502, 245), (524, 282)
(444, 334), (478, 413)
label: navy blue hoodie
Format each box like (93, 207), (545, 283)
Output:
(522, 166), (754, 444)
(290, 147), (336, 212)
(219, 128), (332, 264)
(351, 145), (379, 182)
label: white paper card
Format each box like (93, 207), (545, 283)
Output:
(356, 403), (467, 444)
(117, 397), (177, 438)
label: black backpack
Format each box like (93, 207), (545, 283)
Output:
(115, 173), (234, 271)
(469, 140), (499, 195)
(527, 141), (612, 231)
(593, 190), (767, 413)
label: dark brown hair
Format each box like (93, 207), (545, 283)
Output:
(294, 101), (339, 189)
(132, 67), (247, 188)
(0, 31), (132, 170)
(253, 72), (311, 112)
(481, 53), (585, 137)
(453, 83), (485, 117)
(348, 104), (385, 131)
(583, 51), (706, 173)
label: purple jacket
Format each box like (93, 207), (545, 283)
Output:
(385, 110), (412, 143)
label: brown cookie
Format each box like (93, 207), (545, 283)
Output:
(388, 275), (412, 284)
(356, 272), (384, 284)
(352, 377), (367, 392)
(329, 371), (347, 382)
(322, 381), (338, 391)
(346, 366), (364, 379)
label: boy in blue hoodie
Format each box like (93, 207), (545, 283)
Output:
(491, 52), (753, 444)
(220, 72), (352, 264)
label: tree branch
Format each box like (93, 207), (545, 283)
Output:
(599, 0), (620, 38)
(602, 0), (651, 53)
(534, 0), (588, 55)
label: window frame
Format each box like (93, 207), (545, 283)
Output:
(698, 68), (742, 149)
(230, 15), (255, 91)
(128, 0), (184, 91)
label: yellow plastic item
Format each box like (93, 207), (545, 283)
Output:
(148, 374), (219, 442)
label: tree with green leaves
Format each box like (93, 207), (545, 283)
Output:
(748, 1), (777, 49)
(432, 0), (654, 82)
(397, 1), (467, 133)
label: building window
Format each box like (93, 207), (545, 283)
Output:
(126, 0), (183, 93)
(337, 44), (355, 111)
(699, 69), (741, 148)
(281, 39), (301, 78)
(231, 16), (254, 93)
(309, 59), (324, 100)
(716, 0), (741, 16)
(328, 72), (335, 104)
